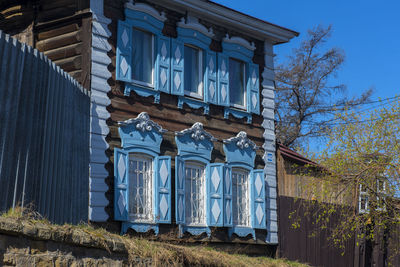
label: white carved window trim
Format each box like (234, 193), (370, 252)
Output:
(184, 44), (204, 100)
(229, 58), (247, 110)
(185, 161), (206, 226)
(128, 153), (153, 222)
(232, 168), (250, 227)
(131, 27), (155, 89)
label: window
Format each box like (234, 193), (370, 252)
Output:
(359, 184), (368, 213)
(185, 161), (206, 225)
(229, 58), (246, 109)
(223, 131), (266, 239)
(358, 180), (386, 213)
(117, 7), (169, 101)
(184, 45), (203, 99)
(114, 112), (171, 235)
(132, 28), (154, 86)
(232, 168), (250, 227)
(175, 122), (220, 236)
(129, 153), (153, 222)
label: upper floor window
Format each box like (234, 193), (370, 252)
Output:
(116, 6), (260, 120)
(185, 161), (206, 225)
(229, 58), (246, 109)
(232, 168), (250, 227)
(184, 45), (203, 99)
(132, 28), (154, 86)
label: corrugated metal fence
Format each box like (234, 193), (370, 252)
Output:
(0, 31), (90, 224)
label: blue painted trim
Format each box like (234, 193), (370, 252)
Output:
(178, 96), (209, 114)
(222, 42), (253, 62)
(125, 9), (164, 35)
(117, 8), (168, 97)
(228, 226), (256, 240)
(175, 123), (215, 161)
(121, 222), (159, 235)
(224, 108), (252, 123)
(225, 163), (252, 172)
(125, 84), (160, 103)
(223, 132), (257, 168)
(177, 27), (212, 50)
(182, 226), (211, 237)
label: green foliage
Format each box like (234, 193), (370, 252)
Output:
(297, 98), (400, 255)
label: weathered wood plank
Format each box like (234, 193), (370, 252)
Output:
(36, 30), (81, 51)
(53, 55), (82, 72)
(37, 23), (80, 40)
(43, 42), (82, 61)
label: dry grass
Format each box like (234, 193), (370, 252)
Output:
(1, 207), (308, 267)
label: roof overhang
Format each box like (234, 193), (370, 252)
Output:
(146, 0), (299, 44)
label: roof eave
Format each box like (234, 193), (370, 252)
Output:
(147, 0), (299, 44)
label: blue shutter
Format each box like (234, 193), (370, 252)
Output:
(207, 163), (224, 226)
(116, 21), (132, 82)
(156, 36), (170, 93)
(205, 50), (217, 104)
(156, 156), (171, 223)
(223, 165), (233, 227)
(217, 53), (229, 106)
(247, 63), (260, 114)
(175, 156), (185, 224)
(171, 39), (184, 96)
(114, 148), (129, 221)
(251, 169), (266, 229)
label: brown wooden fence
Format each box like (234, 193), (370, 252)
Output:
(278, 196), (400, 267)
(278, 196), (356, 267)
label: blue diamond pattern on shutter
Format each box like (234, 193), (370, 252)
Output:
(175, 156), (185, 224)
(217, 53), (230, 106)
(223, 165), (233, 227)
(114, 148), (129, 221)
(205, 50), (217, 104)
(156, 156), (171, 223)
(207, 163), (224, 226)
(156, 36), (170, 93)
(247, 63), (260, 114)
(251, 169), (266, 229)
(116, 21), (132, 82)
(171, 39), (184, 96)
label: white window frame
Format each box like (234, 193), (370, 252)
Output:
(128, 153), (153, 223)
(376, 179), (386, 211)
(185, 161), (206, 226)
(232, 168), (250, 227)
(358, 180), (387, 213)
(184, 44), (203, 100)
(131, 27), (155, 89)
(229, 58), (246, 110)
(358, 183), (369, 213)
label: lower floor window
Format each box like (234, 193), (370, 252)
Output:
(185, 161), (206, 225)
(232, 168), (250, 227)
(129, 153), (153, 222)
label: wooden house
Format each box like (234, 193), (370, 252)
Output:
(0, 0), (298, 250)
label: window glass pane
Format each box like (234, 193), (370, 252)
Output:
(232, 168), (250, 226)
(129, 153), (153, 222)
(185, 161), (205, 225)
(132, 28), (153, 84)
(184, 46), (202, 96)
(229, 59), (245, 107)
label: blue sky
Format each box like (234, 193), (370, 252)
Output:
(213, 0), (400, 101)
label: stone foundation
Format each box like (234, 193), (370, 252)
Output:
(0, 217), (150, 266)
